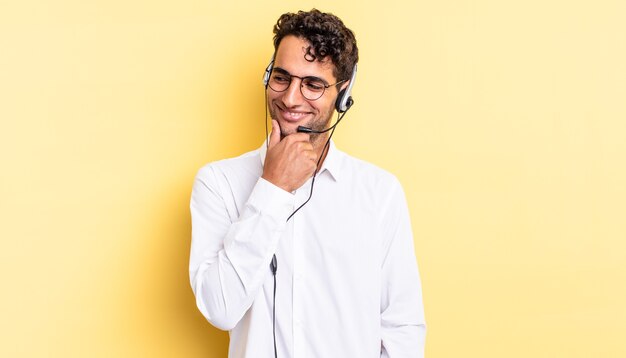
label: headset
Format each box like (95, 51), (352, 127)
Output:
(263, 57), (357, 113)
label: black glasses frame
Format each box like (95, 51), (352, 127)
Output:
(267, 68), (346, 101)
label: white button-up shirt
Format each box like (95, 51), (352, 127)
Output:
(190, 141), (426, 357)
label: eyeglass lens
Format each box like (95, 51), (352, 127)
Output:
(268, 71), (327, 100)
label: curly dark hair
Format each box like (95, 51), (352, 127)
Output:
(273, 9), (358, 82)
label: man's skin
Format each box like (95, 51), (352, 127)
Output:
(261, 35), (349, 193)
(263, 120), (316, 193)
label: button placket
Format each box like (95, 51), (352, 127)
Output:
(291, 183), (309, 358)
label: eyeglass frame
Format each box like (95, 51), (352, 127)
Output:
(267, 67), (347, 101)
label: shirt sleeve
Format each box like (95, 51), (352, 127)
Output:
(380, 179), (427, 357)
(189, 165), (294, 331)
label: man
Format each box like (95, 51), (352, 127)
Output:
(190, 9), (426, 357)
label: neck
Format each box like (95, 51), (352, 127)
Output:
(311, 132), (332, 173)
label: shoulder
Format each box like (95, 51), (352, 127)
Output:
(196, 148), (262, 181)
(194, 148), (263, 194)
(339, 150), (403, 192)
(336, 151), (410, 230)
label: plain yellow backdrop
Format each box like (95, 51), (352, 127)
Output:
(1, 0), (625, 357)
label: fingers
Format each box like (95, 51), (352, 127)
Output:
(268, 120), (281, 149)
(268, 120), (315, 162)
(283, 132), (311, 144)
(297, 142), (317, 162)
(261, 123), (318, 192)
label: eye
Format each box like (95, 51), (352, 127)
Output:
(271, 74), (290, 83)
(303, 79), (325, 91)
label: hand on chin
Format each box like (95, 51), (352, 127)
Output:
(278, 119), (308, 137)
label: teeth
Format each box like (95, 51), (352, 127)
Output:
(284, 111), (307, 119)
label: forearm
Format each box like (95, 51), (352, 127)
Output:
(381, 323), (426, 358)
(189, 171), (293, 330)
(380, 179), (427, 356)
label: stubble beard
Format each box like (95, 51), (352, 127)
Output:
(268, 106), (334, 147)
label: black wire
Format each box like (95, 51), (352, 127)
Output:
(262, 98), (347, 221)
(272, 265), (277, 358)
(269, 122), (337, 358)
(286, 109), (346, 221)
(265, 88), (270, 150)
(264, 88), (350, 357)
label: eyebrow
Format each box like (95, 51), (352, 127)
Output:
(273, 67), (329, 85)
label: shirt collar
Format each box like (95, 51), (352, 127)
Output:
(259, 139), (342, 182)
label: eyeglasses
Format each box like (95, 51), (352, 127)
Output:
(268, 68), (346, 101)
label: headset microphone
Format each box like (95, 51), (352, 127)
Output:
(297, 123), (337, 134)
(296, 100), (351, 134)
(296, 126), (316, 133)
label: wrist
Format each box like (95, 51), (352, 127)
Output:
(261, 173), (292, 193)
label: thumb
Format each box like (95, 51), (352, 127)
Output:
(268, 120), (281, 148)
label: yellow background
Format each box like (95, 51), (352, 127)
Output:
(1, 0), (625, 357)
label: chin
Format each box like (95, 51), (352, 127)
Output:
(277, 120), (299, 136)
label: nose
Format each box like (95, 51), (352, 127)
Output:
(281, 77), (305, 107)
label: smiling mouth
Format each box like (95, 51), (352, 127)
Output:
(280, 108), (311, 122)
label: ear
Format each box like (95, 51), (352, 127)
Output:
(338, 80), (351, 92)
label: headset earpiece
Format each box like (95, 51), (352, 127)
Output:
(335, 64), (358, 113)
(335, 89), (353, 113)
(263, 56), (274, 88)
